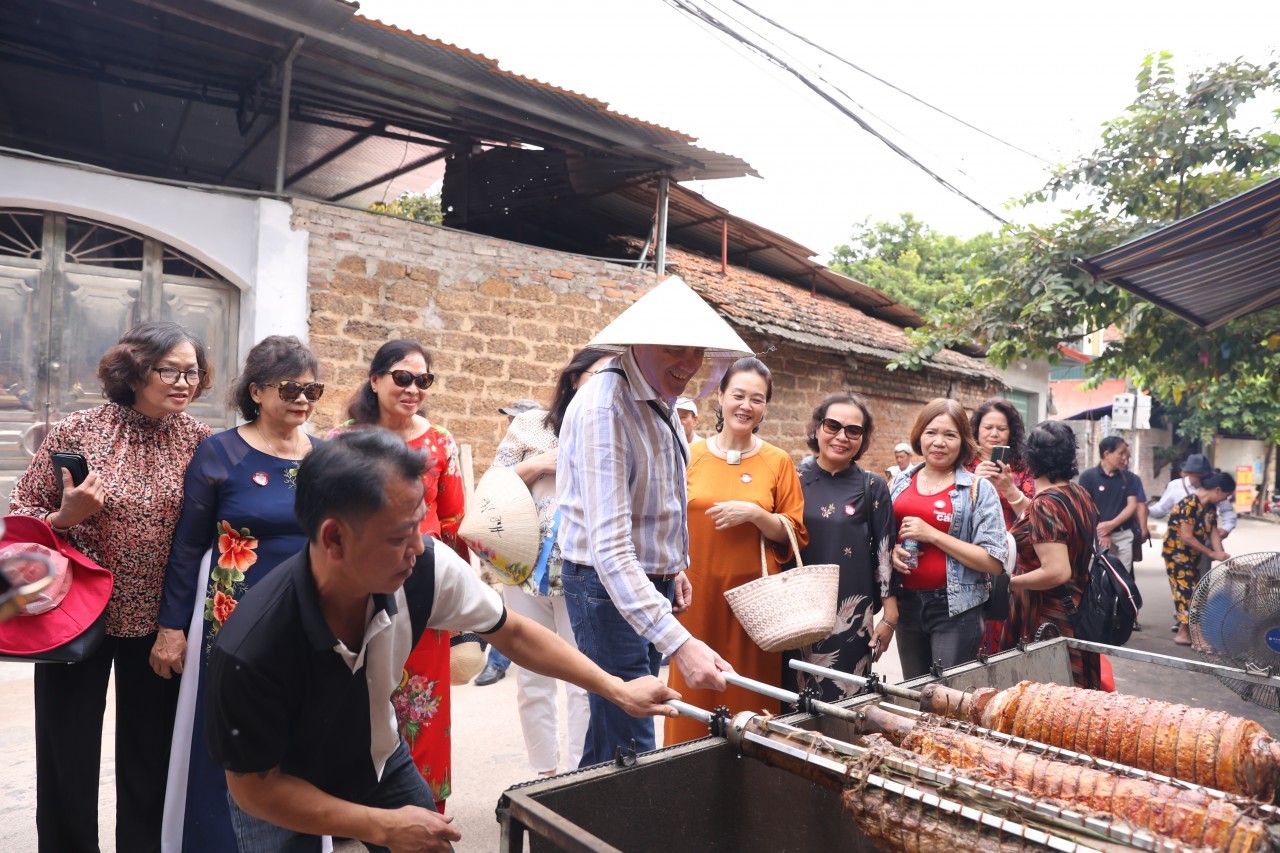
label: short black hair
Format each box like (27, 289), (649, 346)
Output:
(1201, 471), (1236, 495)
(294, 429), (428, 541)
(1098, 435), (1127, 456)
(229, 335), (321, 421)
(970, 397), (1026, 469)
(345, 339), (432, 426)
(805, 392), (875, 462)
(1024, 420), (1079, 482)
(97, 321), (212, 405)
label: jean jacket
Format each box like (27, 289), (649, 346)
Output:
(889, 462), (1008, 616)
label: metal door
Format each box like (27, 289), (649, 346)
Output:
(0, 209), (239, 507)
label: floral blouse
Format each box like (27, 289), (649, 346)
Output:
(10, 403), (211, 636)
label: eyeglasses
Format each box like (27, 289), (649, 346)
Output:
(385, 369), (435, 390)
(152, 367), (207, 386)
(820, 418), (866, 440)
(263, 381), (325, 402)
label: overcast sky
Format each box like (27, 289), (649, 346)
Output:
(360, 0), (1280, 259)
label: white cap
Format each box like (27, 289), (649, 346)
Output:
(675, 397), (698, 415)
(587, 276), (751, 358)
(894, 442), (912, 454)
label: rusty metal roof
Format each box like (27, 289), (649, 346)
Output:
(0, 0), (755, 206)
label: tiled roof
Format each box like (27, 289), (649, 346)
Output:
(664, 246), (999, 381)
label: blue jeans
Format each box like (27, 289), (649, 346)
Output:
(561, 560), (672, 768)
(226, 740), (443, 853)
(486, 646), (512, 672)
(895, 588), (983, 680)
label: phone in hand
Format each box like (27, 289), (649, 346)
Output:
(50, 451), (89, 496)
(989, 445), (1010, 466)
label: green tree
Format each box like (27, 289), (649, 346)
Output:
(829, 214), (1002, 313)
(370, 191), (443, 225)
(897, 52), (1280, 443)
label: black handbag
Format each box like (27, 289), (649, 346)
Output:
(984, 571), (1012, 621)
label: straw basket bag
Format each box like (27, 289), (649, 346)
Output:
(723, 515), (838, 653)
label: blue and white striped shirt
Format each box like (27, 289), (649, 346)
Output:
(557, 349), (692, 655)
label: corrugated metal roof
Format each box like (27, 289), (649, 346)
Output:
(1076, 176), (1280, 330)
(0, 0), (755, 206)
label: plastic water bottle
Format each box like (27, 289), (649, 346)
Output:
(902, 538), (919, 569)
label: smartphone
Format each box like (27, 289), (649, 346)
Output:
(50, 451), (89, 495)
(990, 445), (1010, 466)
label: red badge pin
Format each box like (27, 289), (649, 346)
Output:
(844, 504), (856, 516)
(252, 472), (269, 487)
(740, 473), (752, 484)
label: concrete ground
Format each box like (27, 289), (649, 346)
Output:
(1, 517), (1275, 851)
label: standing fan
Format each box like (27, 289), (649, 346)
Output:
(1189, 552), (1280, 711)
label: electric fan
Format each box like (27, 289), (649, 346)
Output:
(1189, 552), (1280, 711)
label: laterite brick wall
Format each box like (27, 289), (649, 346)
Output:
(294, 200), (1000, 475)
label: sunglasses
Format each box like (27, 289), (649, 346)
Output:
(263, 381), (325, 403)
(820, 418), (866, 440)
(385, 369), (435, 390)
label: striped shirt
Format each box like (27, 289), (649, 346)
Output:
(557, 349), (692, 655)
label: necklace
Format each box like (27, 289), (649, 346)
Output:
(257, 422), (304, 460)
(715, 434), (755, 465)
(916, 469), (954, 495)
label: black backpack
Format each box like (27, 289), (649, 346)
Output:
(1044, 491), (1143, 646)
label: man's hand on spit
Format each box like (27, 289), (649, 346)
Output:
(377, 804), (461, 853)
(608, 675), (681, 718)
(671, 638), (733, 691)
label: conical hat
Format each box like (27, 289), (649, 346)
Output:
(457, 467), (540, 585)
(588, 276), (751, 358)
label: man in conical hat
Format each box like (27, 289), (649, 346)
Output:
(557, 275), (750, 767)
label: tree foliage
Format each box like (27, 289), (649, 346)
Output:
(891, 53), (1280, 443)
(829, 213), (1001, 313)
(370, 191), (443, 225)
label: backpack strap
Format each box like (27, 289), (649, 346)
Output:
(598, 366), (688, 465)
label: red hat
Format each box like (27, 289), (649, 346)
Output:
(0, 515), (113, 655)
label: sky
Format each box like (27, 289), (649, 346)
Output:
(360, 0), (1280, 260)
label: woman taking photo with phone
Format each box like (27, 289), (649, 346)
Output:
(889, 398), (1006, 679)
(154, 335), (323, 852)
(966, 397), (1035, 654)
(328, 338), (466, 809)
(10, 321), (213, 853)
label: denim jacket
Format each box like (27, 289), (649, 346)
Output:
(889, 462), (1008, 616)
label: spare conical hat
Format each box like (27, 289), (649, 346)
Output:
(588, 276), (751, 358)
(457, 467), (541, 585)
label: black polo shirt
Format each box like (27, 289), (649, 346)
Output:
(204, 540), (505, 803)
(1077, 464), (1136, 523)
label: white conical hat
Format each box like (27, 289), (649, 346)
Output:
(457, 467), (540, 585)
(588, 276), (751, 358)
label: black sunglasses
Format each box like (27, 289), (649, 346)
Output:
(386, 369), (435, 390)
(263, 381), (325, 403)
(820, 418), (865, 440)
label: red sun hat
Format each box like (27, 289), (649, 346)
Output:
(0, 515), (113, 656)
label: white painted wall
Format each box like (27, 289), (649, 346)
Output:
(0, 155), (309, 355)
(995, 356), (1051, 423)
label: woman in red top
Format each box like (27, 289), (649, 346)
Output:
(888, 399), (1006, 679)
(328, 339), (466, 809)
(966, 398), (1035, 654)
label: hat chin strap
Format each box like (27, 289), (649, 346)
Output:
(684, 356), (731, 403)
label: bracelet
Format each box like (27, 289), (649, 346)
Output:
(882, 619), (898, 630)
(44, 511), (72, 536)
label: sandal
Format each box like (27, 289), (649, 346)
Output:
(1173, 634), (1192, 646)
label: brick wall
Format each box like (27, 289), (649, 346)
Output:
(295, 200), (1000, 475)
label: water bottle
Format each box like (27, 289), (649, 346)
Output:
(902, 538), (919, 570)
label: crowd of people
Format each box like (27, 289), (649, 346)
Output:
(4, 275), (1247, 852)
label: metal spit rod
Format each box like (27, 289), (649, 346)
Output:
(789, 659), (922, 700)
(664, 701), (1165, 851)
(721, 671), (861, 723)
(1064, 637), (1280, 689)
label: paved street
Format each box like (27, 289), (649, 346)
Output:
(1, 517), (1275, 851)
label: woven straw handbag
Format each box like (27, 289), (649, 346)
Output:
(723, 515), (839, 653)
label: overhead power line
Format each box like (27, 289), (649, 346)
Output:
(662, 0), (1013, 227)
(721, 0), (1054, 166)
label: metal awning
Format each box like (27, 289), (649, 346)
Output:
(0, 0), (756, 207)
(1075, 176), (1280, 330)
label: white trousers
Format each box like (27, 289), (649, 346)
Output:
(502, 584), (590, 774)
(1107, 527), (1135, 574)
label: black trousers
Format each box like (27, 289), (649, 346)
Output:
(34, 632), (180, 853)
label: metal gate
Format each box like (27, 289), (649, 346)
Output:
(0, 209), (240, 507)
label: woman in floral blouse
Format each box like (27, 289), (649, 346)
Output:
(10, 321), (213, 853)
(328, 339), (466, 808)
(154, 336), (322, 852)
(790, 392), (897, 700)
(1164, 471), (1234, 647)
